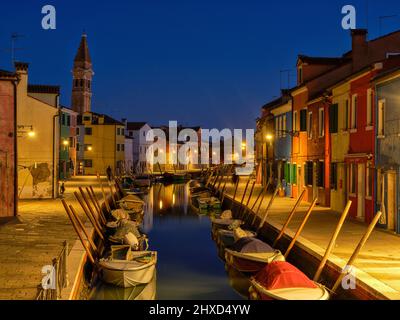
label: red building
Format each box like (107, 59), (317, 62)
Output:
(0, 70), (17, 217)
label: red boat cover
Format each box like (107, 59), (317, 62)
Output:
(254, 261), (318, 290)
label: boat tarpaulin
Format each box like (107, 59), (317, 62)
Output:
(229, 237), (275, 253)
(254, 261), (318, 290)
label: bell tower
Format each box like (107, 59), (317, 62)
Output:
(71, 33), (94, 114)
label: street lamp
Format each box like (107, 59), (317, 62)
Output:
(87, 146), (93, 151)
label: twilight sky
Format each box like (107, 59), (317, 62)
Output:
(1, 0), (400, 130)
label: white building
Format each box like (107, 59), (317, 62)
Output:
(125, 122), (152, 173)
(124, 135), (134, 174)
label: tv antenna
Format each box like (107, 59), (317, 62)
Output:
(2, 33), (25, 66)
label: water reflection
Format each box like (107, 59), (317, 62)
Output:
(91, 182), (248, 300)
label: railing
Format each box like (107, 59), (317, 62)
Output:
(36, 241), (69, 300)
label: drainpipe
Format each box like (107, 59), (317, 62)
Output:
(12, 78), (18, 216)
(53, 101), (60, 199)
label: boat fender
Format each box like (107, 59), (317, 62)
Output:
(124, 232), (139, 250)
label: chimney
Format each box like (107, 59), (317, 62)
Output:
(351, 29), (368, 71)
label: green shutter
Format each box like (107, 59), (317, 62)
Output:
(329, 104), (338, 133)
(292, 164), (297, 185)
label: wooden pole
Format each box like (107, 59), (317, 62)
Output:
(313, 201), (352, 282)
(97, 173), (111, 212)
(216, 166), (227, 193)
(240, 180), (256, 219)
(273, 189), (306, 247)
(61, 200), (96, 264)
(69, 204), (98, 254)
(284, 197), (318, 259)
(251, 182), (270, 226)
(88, 186), (101, 213)
(257, 187), (279, 231)
(331, 211), (382, 293)
(79, 187), (105, 228)
(237, 177), (251, 216)
(86, 187), (107, 226)
(230, 178), (240, 211)
(245, 185), (264, 223)
(74, 191), (104, 241)
(108, 181), (117, 208)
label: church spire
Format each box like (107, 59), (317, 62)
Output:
(71, 33), (94, 114)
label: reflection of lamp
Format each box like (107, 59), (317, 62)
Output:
(159, 200), (163, 209)
(266, 134), (273, 141)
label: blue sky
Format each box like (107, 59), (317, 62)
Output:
(1, 0), (400, 129)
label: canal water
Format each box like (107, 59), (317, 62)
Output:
(90, 182), (248, 300)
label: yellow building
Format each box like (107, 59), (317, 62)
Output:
(330, 81), (350, 212)
(80, 111), (125, 175)
(15, 62), (60, 199)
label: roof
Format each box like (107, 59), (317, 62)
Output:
(74, 34), (91, 64)
(262, 92), (292, 111)
(0, 69), (16, 78)
(28, 84), (60, 94)
(298, 55), (348, 66)
(126, 122), (148, 131)
(78, 111), (124, 126)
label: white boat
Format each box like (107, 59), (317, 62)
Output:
(99, 249), (157, 288)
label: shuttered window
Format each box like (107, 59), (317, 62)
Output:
(300, 109), (307, 132)
(291, 164), (297, 185)
(330, 163), (338, 190)
(329, 104), (338, 133)
(317, 161), (324, 188)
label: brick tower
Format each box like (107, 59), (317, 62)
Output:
(71, 33), (94, 114)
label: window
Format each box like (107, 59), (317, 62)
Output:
(129, 131), (133, 137)
(85, 127), (92, 135)
(84, 160), (93, 168)
(366, 162), (373, 198)
(80, 79), (84, 87)
(307, 112), (313, 139)
(88, 80), (91, 89)
(344, 99), (349, 130)
(121, 144), (125, 152)
(349, 163), (356, 195)
(84, 144), (92, 151)
(351, 94), (357, 129)
(366, 89), (373, 127)
(329, 104), (338, 133)
(121, 129), (125, 136)
(116, 128), (120, 135)
(293, 111), (298, 132)
(291, 164), (297, 185)
(67, 115), (70, 127)
(318, 108), (325, 137)
(304, 161), (313, 186)
(69, 137), (74, 148)
(143, 131), (146, 137)
(282, 115), (287, 137)
(330, 163), (338, 190)
(300, 109), (307, 132)
(76, 143), (80, 151)
(317, 161), (324, 188)
(117, 144), (120, 152)
(76, 127), (80, 135)
(298, 67), (303, 84)
(83, 116), (91, 122)
(378, 99), (385, 137)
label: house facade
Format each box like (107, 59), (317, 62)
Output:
(59, 107), (78, 179)
(0, 70), (17, 217)
(126, 122), (153, 173)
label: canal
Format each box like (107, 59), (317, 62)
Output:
(90, 182), (248, 300)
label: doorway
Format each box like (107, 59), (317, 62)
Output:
(387, 171), (397, 231)
(357, 163), (365, 220)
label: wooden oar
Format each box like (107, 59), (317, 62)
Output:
(61, 200), (96, 264)
(216, 166), (227, 192)
(331, 211), (382, 293)
(313, 200), (352, 282)
(74, 191), (104, 241)
(230, 178), (240, 211)
(88, 186), (108, 224)
(284, 197), (318, 259)
(240, 180), (256, 219)
(273, 189), (306, 247)
(97, 173), (111, 212)
(251, 182), (270, 226)
(257, 187), (279, 231)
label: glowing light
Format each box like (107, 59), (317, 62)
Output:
(88, 146), (93, 151)
(28, 130), (35, 138)
(266, 134), (273, 141)
(63, 140), (69, 146)
(172, 194), (175, 205)
(159, 200), (163, 209)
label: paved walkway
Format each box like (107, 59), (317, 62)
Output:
(0, 176), (107, 300)
(221, 179), (400, 300)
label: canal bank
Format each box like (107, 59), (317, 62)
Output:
(218, 179), (400, 300)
